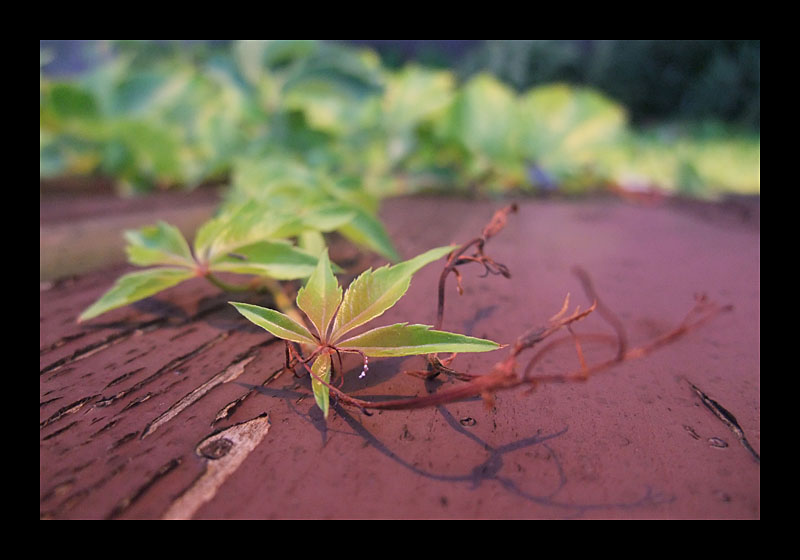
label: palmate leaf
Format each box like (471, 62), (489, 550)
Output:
(194, 201), (304, 264)
(296, 202), (356, 234)
(330, 245), (454, 342)
(382, 65), (455, 136)
(228, 156), (398, 261)
(229, 302), (317, 345)
(438, 73), (520, 163)
(81, 211), (332, 321)
(211, 240), (323, 280)
(231, 245), (501, 419)
(337, 208), (401, 262)
(78, 267), (195, 322)
(195, 199), (357, 267)
(337, 323), (500, 357)
(124, 221), (194, 267)
(296, 250), (342, 339)
(517, 84), (626, 166)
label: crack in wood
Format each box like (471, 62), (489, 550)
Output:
(41, 301), (231, 377)
(42, 420), (79, 441)
(212, 395), (249, 426)
(688, 381), (760, 464)
(123, 348), (154, 365)
(40, 318), (165, 375)
(41, 461), (126, 519)
(91, 418), (120, 437)
(40, 396), (63, 407)
(52, 458), (96, 480)
(107, 458), (182, 519)
(108, 431), (139, 451)
(169, 327), (198, 341)
(120, 392), (153, 412)
(161, 413), (271, 520)
(40, 332), (88, 355)
(105, 367), (145, 389)
(40, 395), (98, 429)
(141, 343), (264, 439)
(212, 362), (287, 426)
(95, 332), (229, 408)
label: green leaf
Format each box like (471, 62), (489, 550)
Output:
(110, 119), (183, 181)
(337, 323), (500, 357)
(382, 65), (455, 135)
(298, 202), (356, 232)
(234, 40), (318, 85)
(48, 83), (99, 120)
(330, 245), (454, 342)
(192, 212), (232, 262)
(298, 230), (326, 256)
(194, 201), (303, 263)
(230, 302), (317, 345)
(518, 84), (626, 165)
(337, 208), (400, 262)
(282, 42), (383, 101)
(124, 221), (195, 267)
(211, 240), (322, 280)
(79, 267), (195, 322)
(438, 73), (520, 162)
(296, 250), (342, 339)
(310, 353), (332, 418)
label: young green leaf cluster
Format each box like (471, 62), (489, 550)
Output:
(231, 246), (501, 417)
(225, 156), (399, 262)
(78, 203), (334, 322)
(78, 151), (405, 323)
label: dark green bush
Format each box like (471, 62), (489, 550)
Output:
(459, 40), (760, 130)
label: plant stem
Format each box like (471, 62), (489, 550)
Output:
(257, 277), (295, 315)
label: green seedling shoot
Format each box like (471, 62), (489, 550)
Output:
(231, 246), (501, 418)
(78, 205), (336, 322)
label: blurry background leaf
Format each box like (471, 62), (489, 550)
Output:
(46, 83), (99, 120)
(517, 84), (627, 192)
(124, 221), (194, 267)
(41, 40), (759, 202)
(437, 73), (520, 164)
(336, 209), (400, 262)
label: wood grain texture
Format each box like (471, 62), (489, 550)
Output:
(40, 195), (760, 519)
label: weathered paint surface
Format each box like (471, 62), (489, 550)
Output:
(40, 196), (760, 519)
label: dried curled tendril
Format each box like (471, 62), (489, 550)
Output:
(282, 203), (730, 415)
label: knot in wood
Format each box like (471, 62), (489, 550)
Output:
(198, 437), (234, 460)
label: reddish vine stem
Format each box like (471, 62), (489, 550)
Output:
(434, 203), (518, 331)
(571, 266), (628, 360)
(526, 295), (732, 386)
(277, 204), (730, 418)
(331, 288), (729, 413)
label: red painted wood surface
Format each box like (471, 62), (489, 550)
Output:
(40, 195), (760, 519)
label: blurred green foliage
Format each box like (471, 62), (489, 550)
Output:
(41, 40), (760, 201)
(459, 40), (760, 130)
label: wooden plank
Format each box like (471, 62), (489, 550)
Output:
(40, 196), (760, 519)
(40, 188), (219, 281)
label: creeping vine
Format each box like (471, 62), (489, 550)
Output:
(282, 204), (730, 416)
